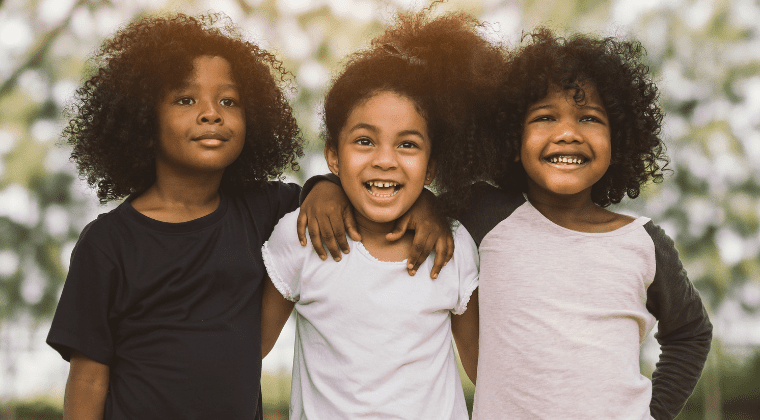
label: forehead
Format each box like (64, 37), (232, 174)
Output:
(166, 55), (237, 91)
(345, 91), (428, 128)
(537, 82), (605, 108)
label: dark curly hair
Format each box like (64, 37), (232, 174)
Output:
(323, 9), (505, 218)
(492, 28), (668, 207)
(62, 12), (303, 203)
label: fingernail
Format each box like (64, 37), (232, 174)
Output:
(410, 270), (416, 276)
(300, 240), (306, 246)
(334, 257), (341, 262)
(432, 273), (438, 279)
(320, 255), (327, 261)
(408, 263), (414, 269)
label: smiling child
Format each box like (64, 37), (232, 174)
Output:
(258, 10), (505, 419)
(462, 29), (713, 420)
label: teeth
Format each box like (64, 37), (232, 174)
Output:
(366, 181), (398, 188)
(548, 156), (585, 164)
(364, 180), (401, 197)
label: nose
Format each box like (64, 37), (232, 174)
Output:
(198, 100), (222, 124)
(553, 119), (582, 144)
(372, 144), (398, 170)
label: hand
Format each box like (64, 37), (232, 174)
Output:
(386, 189), (454, 278)
(297, 180), (361, 261)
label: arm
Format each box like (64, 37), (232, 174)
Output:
(261, 275), (295, 358)
(298, 175), (454, 278)
(451, 288), (479, 384)
(298, 176), (360, 262)
(63, 350), (109, 420)
(644, 223), (712, 420)
(386, 188), (454, 278)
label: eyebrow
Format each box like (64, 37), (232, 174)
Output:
(527, 103), (607, 114)
(347, 123), (426, 138)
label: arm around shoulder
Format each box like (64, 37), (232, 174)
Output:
(644, 222), (712, 420)
(64, 350), (109, 420)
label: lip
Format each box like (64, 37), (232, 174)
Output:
(193, 132), (229, 141)
(542, 151), (590, 167)
(363, 179), (403, 198)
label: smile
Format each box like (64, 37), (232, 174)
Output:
(545, 155), (587, 165)
(364, 180), (402, 197)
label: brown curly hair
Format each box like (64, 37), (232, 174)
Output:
(62, 13), (303, 203)
(492, 28), (668, 207)
(323, 9), (506, 219)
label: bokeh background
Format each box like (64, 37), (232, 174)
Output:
(0, 0), (758, 418)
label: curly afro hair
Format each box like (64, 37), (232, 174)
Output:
(492, 28), (668, 207)
(323, 9), (506, 219)
(63, 12), (303, 203)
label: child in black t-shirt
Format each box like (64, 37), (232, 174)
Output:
(46, 13), (451, 419)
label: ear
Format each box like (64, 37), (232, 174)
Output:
(324, 144), (340, 177)
(424, 159), (436, 186)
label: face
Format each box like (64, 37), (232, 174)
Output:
(325, 91), (435, 228)
(155, 55), (245, 178)
(520, 83), (611, 203)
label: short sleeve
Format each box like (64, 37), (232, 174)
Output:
(261, 210), (311, 303)
(46, 222), (117, 364)
(450, 223), (480, 315)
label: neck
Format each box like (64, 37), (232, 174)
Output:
(130, 167), (224, 223)
(148, 166), (224, 205)
(355, 213), (396, 242)
(525, 185), (599, 227)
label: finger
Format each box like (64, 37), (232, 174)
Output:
(444, 233), (455, 266)
(411, 232), (437, 277)
(343, 207), (361, 242)
(386, 215), (410, 242)
(430, 237), (448, 279)
(329, 213), (351, 255)
(317, 215), (343, 261)
(297, 210), (309, 246)
(307, 218), (327, 261)
(406, 230), (431, 276)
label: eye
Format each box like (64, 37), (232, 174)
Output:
(530, 114), (554, 123)
(176, 97), (195, 105)
(398, 141), (418, 149)
(355, 137), (373, 146)
(580, 115), (604, 123)
(220, 98), (237, 107)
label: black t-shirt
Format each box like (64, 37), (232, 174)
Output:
(47, 181), (300, 420)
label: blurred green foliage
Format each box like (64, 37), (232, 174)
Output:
(1, 0), (758, 419)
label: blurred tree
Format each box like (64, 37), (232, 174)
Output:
(1, 1), (758, 420)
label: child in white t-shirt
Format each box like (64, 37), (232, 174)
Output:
(259, 10), (506, 420)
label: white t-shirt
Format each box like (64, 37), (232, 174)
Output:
(262, 210), (479, 420)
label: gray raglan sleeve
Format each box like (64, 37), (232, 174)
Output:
(644, 221), (712, 420)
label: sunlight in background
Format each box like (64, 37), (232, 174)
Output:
(1, 2), (759, 417)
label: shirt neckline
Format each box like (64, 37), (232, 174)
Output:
(120, 191), (229, 234)
(352, 240), (409, 265)
(523, 199), (650, 237)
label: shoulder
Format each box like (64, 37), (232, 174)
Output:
(242, 180), (301, 205)
(265, 209), (302, 247)
(458, 182), (526, 247)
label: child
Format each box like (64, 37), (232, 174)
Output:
(464, 29), (712, 419)
(47, 12), (453, 420)
(302, 28), (713, 420)
(46, 13), (306, 419)
(260, 11), (504, 419)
